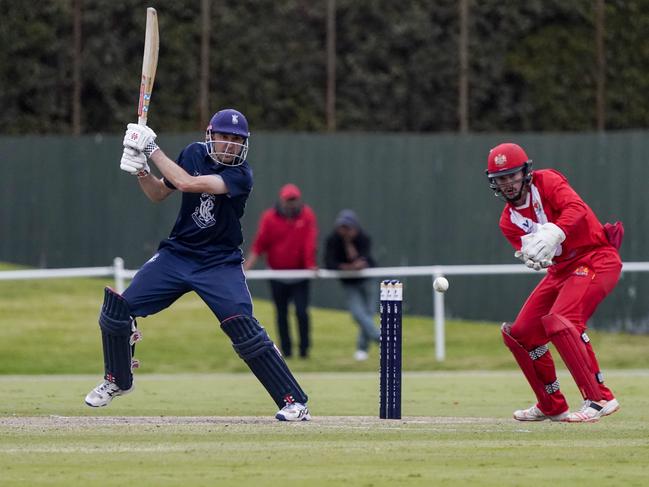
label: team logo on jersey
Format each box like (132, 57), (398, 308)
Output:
(494, 153), (507, 166)
(573, 265), (591, 277)
(192, 193), (216, 229)
(509, 209), (537, 234)
(232, 114), (239, 124)
(521, 219), (536, 233)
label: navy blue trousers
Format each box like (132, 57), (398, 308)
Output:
(123, 248), (253, 322)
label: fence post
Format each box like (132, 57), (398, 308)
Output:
(432, 274), (446, 361)
(113, 257), (125, 294)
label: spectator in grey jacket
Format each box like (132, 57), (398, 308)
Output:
(324, 210), (381, 361)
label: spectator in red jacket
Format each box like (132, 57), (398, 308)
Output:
(244, 184), (318, 358)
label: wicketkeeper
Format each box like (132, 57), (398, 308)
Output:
(85, 109), (311, 421)
(486, 142), (623, 423)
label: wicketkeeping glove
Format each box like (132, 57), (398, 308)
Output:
(520, 222), (566, 264)
(123, 123), (159, 157)
(120, 147), (150, 176)
(514, 250), (551, 271)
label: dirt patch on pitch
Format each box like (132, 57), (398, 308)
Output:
(0, 415), (503, 429)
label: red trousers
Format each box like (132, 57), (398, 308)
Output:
(508, 247), (621, 415)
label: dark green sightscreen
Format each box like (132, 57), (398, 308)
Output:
(1, 132), (647, 330)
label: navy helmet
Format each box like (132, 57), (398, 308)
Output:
(205, 108), (250, 166)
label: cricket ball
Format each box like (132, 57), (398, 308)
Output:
(433, 276), (449, 293)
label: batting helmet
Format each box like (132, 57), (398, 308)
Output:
(205, 108), (250, 166)
(485, 142), (533, 199)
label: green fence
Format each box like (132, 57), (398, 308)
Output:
(1, 131), (648, 330)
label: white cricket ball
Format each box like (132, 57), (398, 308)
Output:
(433, 277), (449, 293)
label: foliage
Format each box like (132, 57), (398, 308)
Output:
(1, 0), (649, 133)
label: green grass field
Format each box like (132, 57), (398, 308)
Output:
(1, 275), (649, 485)
(1, 276), (648, 374)
(1, 372), (649, 486)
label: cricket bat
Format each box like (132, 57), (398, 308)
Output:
(137, 7), (159, 126)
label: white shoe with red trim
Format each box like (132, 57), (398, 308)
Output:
(563, 398), (620, 423)
(513, 404), (568, 422)
(275, 402), (311, 421)
(85, 379), (133, 407)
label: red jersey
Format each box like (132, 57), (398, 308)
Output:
(251, 205), (318, 270)
(499, 169), (613, 275)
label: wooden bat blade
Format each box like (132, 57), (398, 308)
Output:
(137, 7), (159, 126)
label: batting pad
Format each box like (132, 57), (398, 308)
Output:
(541, 314), (603, 401)
(501, 324), (563, 415)
(98, 287), (135, 391)
(221, 315), (308, 408)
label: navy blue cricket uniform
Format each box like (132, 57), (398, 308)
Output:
(123, 142), (254, 321)
(88, 110), (309, 414)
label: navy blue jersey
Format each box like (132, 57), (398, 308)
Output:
(158, 142), (253, 259)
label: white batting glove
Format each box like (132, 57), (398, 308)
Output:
(123, 123), (159, 157)
(120, 147), (150, 176)
(520, 223), (566, 264)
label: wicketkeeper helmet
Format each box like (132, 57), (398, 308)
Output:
(485, 142), (533, 199)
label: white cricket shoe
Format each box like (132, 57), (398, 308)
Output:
(275, 402), (311, 422)
(354, 350), (369, 361)
(85, 379), (133, 407)
(513, 404), (568, 422)
(563, 398), (620, 423)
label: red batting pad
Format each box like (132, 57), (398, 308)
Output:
(541, 314), (603, 401)
(501, 324), (567, 416)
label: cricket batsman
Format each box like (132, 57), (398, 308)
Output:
(84, 109), (311, 421)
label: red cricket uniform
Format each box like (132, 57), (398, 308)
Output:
(499, 169), (621, 415)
